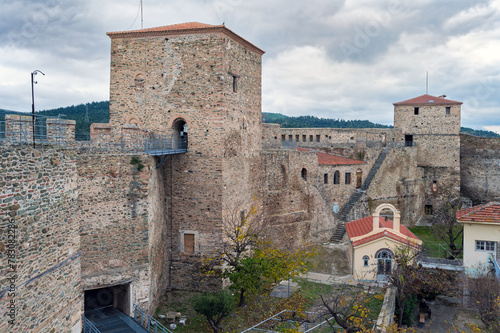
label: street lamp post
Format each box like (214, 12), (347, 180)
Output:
(31, 70), (45, 148)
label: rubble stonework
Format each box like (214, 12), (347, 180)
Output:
(0, 147), (81, 333)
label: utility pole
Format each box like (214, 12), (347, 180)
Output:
(31, 70), (45, 148)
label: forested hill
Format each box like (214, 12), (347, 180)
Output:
(263, 112), (391, 129)
(2, 104), (498, 138)
(37, 101), (109, 135)
(263, 112), (500, 138)
(1, 101), (109, 135)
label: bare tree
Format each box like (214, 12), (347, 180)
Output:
(431, 197), (465, 258)
(467, 273), (500, 330)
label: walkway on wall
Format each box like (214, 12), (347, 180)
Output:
(85, 307), (148, 333)
(331, 147), (390, 242)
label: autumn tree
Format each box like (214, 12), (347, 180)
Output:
(203, 203), (315, 307)
(320, 285), (380, 333)
(430, 197), (465, 258)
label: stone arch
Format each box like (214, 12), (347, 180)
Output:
(172, 117), (188, 149)
(373, 203), (401, 232)
(134, 73), (146, 88)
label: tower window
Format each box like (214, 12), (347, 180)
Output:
(425, 205), (433, 215)
(414, 107), (419, 115)
(301, 168), (307, 181)
(316, 135), (320, 142)
(309, 135), (313, 142)
(446, 107), (451, 115)
(229, 72), (240, 93)
(295, 135), (299, 142)
(302, 135), (306, 142)
(183, 233), (195, 254)
(405, 135), (413, 147)
(324, 173), (328, 184)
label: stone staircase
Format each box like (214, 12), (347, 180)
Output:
(331, 147), (389, 242)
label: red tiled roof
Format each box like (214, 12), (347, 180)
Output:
(457, 202), (500, 224)
(297, 148), (367, 165)
(111, 22), (218, 34)
(393, 94), (462, 106)
(107, 22), (265, 55)
(345, 216), (420, 247)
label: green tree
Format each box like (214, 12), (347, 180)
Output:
(203, 204), (315, 307)
(192, 290), (234, 333)
(431, 197), (464, 258)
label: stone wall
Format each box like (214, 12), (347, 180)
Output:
(0, 145), (81, 333)
(77, 153), (153, 311)
(461, 134), (500, 204)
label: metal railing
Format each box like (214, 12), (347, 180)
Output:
(0, 113), (73, 150)
(134, 304), (172, 333)
(1, 113), (187, 156)
(83, 316), (101, 333)
(489, 254), (500, 279)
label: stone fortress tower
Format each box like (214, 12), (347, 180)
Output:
(393, 94), (462, 215)
(104, 22), (265, 294)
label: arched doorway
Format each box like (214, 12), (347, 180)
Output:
(172, 118), (188, 149)
(376, 249), (393, 280)
(356, 169), (362, 188)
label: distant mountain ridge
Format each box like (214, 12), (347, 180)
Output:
(2, 103), (498, 138)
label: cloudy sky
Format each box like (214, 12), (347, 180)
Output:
(1, 0), (500, 132)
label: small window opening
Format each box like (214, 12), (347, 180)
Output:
(324, 173), (328, 184)
(289, 134), (293, 141)
(333, 171), (340, 185)
(232, 74), (239, 92)
(414, 107), (419, 115)
(295, 135), (299, 142)
(183, 233), (195, 254)
(425, 204), (433, 215)
(309, 135), (313, 142)
(405, 135), (413, 147)
(446, 106), (451, 115)
(301, 168), (307, 181)
(302, 135), (306, 142)
(363, 255), (369, 267)
(345, 172), (351, 185)
(281, 135), (286, 142)
(316, 135), (320, 142)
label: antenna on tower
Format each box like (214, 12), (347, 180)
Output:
(140, 0), (143, 29)
(426, 71), (429, 94)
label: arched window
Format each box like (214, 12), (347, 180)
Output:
(333, 170), (340, 184)
(301, 168), (307, 181)
(363, 255), (369, 267)
(376, 249), (393, 276)
(172, 118), (188, 149)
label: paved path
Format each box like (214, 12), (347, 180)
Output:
(414, 301), (483, 332)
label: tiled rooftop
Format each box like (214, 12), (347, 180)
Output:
(393, 94), (462, 105)
(345, 215), (420, 247)
(297, 148), (367, 165)
(457, 202), (500, 224)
